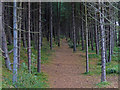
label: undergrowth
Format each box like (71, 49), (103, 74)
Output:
(2, 38), (55, 88)
(96, 81), (110, 88)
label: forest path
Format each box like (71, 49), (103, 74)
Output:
(42, 39), (118, 88)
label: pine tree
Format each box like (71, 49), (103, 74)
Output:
(13, 1), (18, 86)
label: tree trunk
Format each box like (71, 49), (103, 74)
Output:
(100, 2), (106, 82)
(50, 2), (53, 50)
(81, 4), (84, 50)
(72, 3), (76, 52)
(13, 1), (18, 86)
(22, 3), (27, 48)
(57, 2), (60, 47)
(95, 9), (99, 55)
(18, 2), (22, 68)
(85, 2), (89, 73)
(119, 2), (120, 46)
(27, 2), (31, 73)
(1, 2), (12, 70)
(37, 2), (42, 73)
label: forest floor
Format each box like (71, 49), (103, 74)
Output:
(42, 39), (118, 88)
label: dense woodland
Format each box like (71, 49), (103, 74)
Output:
(0, 1), (120, 88)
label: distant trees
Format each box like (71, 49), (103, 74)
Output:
(1, 2), (12, 71)
(1, 1), (119, 86)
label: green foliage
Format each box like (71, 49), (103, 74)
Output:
(106, 65), (119, 74)
(2, 38), (55, 88)
(60, 35), (65, 39)
(96, 81), (110, 88)
(82, 71), (94, 76)
(16, 63), (49, 88)
(67, 39), (79, 48)
(88, 54), (100, 58)
(2, 63), (49, 88)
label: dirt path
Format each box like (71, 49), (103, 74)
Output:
(42, 39), (118, 88)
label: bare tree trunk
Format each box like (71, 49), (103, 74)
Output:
(108, 5), (112, 63)
(37, 2), (42, 73)
(119, 2), (120, 46)
(85, 2), (89, 73)
(13, 1), (18, 86)
(57, 2), (61, 47)
(22, 3), (27, 48)
(18, 2), (22, 68)
(50, 2), (53, 50)
(72, 3), (76, 52)
(95, 9), (99, 55)
(27, 2), (31, 73)
(91, 27), (94, 51)
(100, 2), (106, 82)
(1, 2), (12, 71)
(81, 4), (84, 50)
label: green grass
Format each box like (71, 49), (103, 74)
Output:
(88, 54), (100, 58)
(96, 81), (110, 88)
(2, 38), (56, 88)
(82, 71), (94, 76)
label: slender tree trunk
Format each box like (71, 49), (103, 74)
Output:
(72, 3), (76, 52)
(108, 6), (112, 63)
(85, 2), (89, 73)
(13, 1), (18, 86)
(50, 2), (53, 50)
(57, 2), (60, 47)
(81, 4), (84, 50)
(91, 27), (94, 51)
(100, 2), (106, 82)
(119, 2), (120, 46)
(18, 2), (22, 68)
(37, 2), (42, 73)
(1, 2), (12, 70)
(95, 9), (99, 55)
(27, 2), (31, 73)
(22, 3), (27, 48)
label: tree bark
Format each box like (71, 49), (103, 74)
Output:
(37, 2), (42, 73)
(119, 2), (120, 46)
(72, 3), (76, 52)
(100, 2), (106, 82)
(27, 2), (31, 73)
(95, 9), (99, 55)
(85, 2), (89, 73)
(50, 2), (53, 50)
(22, 3), (27, 48)
(81, 4), (84, 50)
(18, 2), (22, 68)
(13, 1), (18, 86)
(57, 2), (61, 47)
